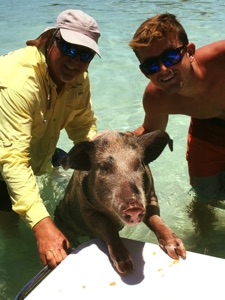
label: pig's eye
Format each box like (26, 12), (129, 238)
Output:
(133, 159), (142, 171)
(98, 162), (112, 173)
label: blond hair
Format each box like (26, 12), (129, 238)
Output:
(129, 13), (188, 54)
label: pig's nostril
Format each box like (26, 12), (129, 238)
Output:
(139, 212), (145, 218)
(122, 208), (145, 225)
(123, 214), (133, 222)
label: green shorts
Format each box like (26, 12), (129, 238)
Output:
(191, 172), (225, 202)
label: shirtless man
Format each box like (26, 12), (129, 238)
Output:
(128, 13), (225, 202)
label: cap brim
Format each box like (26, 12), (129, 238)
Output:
(60, 28), (101, 57)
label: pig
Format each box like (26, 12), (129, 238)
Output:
(54, 130), (186, 274)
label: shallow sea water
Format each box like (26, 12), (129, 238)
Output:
(1, 0), (225, 298)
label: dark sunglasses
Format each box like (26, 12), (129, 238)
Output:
(139, 45), (186, 75)
(55, 38), (95, 62)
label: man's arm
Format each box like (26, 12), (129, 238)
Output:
(0, 88), (70, 268)
(33, 217), (70, 269)
(128, 84), (169, 136)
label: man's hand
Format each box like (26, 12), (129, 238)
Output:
(32, 217), (70, 269)
(92, 130), (111, 140)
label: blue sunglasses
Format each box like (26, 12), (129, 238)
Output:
(139, 45), (186, 75)
(56, 38), (95, 62)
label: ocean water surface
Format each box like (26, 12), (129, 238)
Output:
(1, 0), (225, 298)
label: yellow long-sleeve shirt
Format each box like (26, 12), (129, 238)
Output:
(0, 45), (97, 228)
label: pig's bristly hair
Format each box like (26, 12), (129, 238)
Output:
(97, 130), (138, 146)
(61, 130), (172, 170)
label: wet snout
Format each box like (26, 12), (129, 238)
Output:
(115, 181), (146, 225)
(122, 203), (145, 225)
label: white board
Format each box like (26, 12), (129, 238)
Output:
(25, 238), (225, 300)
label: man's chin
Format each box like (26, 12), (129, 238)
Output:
(162, 82), (184, 95)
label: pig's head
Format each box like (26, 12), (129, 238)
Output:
(61, 130), (172, 226)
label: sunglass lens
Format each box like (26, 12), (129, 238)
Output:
(80, 52), (94, 62)
(58, 39), (94, 62)
(60, 42), (78, 58)
(162, 49), (182, 67)
(140, 60), (159, 75)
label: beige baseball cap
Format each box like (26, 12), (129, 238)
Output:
(26, 9), (101, 56)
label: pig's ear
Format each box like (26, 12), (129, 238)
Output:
(61, 141), (94, 171)
(137, 130), (173, 164)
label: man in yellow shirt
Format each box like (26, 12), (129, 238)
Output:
(0, 9), (101, 268)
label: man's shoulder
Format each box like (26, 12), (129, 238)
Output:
(0, 46), (46, 90)
(144, 82), (165, 100)
(202, 40), (225, 48)
(197, 40), (225, 57)
(0, 46), (41, 63)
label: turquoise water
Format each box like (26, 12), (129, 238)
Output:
(1, 0), (225, 298)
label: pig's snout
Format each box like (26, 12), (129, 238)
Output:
(122, 204), (145, 225)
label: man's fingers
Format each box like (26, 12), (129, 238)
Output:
(45, 248), (69, 269)
(45, 250), (57, 269)
(60, 248), (69, 260)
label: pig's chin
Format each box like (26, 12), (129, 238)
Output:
(120, 207), (145, 226)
